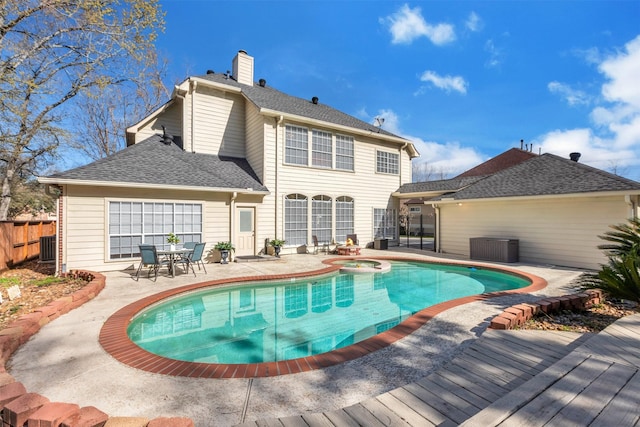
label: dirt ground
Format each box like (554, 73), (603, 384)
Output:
(0, 260), (637, 333)
(0, 260), (87, 330)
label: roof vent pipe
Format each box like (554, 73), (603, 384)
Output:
(570, 152), (581, 162)
(206, 69), (215, 74)
(161, 125), (173, 145)
(258, 78), (266, 87)
(311, 96), (319, 104)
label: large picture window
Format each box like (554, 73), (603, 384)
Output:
(373, 208), (397, 239)
(285, 194), (308, 246)
(284, 125), (355, 172)
(376, 150), (399, 175)
(108, 201), (202, 259)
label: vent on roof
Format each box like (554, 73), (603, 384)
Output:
(206, 69), (215, 74)
(570, 152), (581, 162)
(311, 96), (319, 104)
(258, 78), (266, 87)
(161, 125), (173, 145)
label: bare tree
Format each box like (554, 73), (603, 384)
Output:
(69, 63), (169, 161)
(412, 162), (451, 182)
(0, 0), (165, 219)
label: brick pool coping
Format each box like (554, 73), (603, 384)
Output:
(99, 256), (548, 378)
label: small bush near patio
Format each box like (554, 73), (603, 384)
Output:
(581, 218), (640, 303)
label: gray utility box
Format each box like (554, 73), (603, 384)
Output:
(374, 238), (388, 250)
(470, 237), (519, 263)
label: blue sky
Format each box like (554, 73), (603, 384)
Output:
(157, 1), (640, 181)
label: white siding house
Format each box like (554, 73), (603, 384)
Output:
(396, 150), (640, 270)
(41, 50), (418, 272)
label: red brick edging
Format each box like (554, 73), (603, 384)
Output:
(0, 270), (192, 427)
(489, 289), (604, 329)
(99, 257), (548, 379)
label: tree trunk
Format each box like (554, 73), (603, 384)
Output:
(0, 167), (14, 220)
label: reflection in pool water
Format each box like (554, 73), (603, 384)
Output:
(127, 261), (529, 364)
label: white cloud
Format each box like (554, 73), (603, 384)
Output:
(384, 4), (456, 46)
(537, 35), (640, 180)
(484, 39), (504, 68)
(419, 70), (468, 94)
(547, 81), (590, 106)
(465, 12), (483, 32)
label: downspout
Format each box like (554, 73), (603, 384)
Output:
(399, 142), (408, 186)
(432, 204), (441, 253)
(190, 80), (197, 153)
(274, 115), (284, 240)
(230, 191), (237, 259)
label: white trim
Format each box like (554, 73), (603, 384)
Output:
(431, 190), (640, 205)
(39, 177), (269, 195)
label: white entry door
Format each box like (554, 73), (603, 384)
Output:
(236, 207), (255, 256)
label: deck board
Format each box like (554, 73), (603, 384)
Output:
(244, 314), (640, 427)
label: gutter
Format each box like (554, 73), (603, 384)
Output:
(432, 190), (640, 205)
(38, 177), (270, 195)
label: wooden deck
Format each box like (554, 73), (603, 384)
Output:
(238, 314), (640, 427)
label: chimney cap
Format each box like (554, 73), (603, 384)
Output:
(238, 49), (248, 55)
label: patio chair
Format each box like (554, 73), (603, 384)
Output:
(135, 244), (169, 281)
(311, 235), (320, 254)
(182, 242), (196, 250)
(179, 242), (207, 276)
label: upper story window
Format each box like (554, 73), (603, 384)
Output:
(376, 150), (399, 175)
(285, 125), (308, 165)
(335, 135), (354, 171)
(312, 130), (332, 168)
(285, 125), (354, 171)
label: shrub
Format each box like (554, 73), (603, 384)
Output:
(581, 218), (640, 303)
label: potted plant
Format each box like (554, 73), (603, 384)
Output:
(167, 233), (180, 251)
(214, 241), (235, 264)
(269, 238), (286, 258)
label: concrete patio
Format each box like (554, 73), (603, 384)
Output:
(8, 247), (596, 426)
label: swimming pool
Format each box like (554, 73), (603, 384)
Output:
(126, 260), (530, 365)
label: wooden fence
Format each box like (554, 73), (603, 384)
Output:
(0, 220), (56, 271)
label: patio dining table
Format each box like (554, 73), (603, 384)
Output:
(157, 248), (193, 278)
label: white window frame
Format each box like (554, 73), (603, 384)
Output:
(285, 125), (308, 165)
(335, 134), (354, 171)
(312, 129), (333, 168)
(108, 200), (203, 260)
(284, 194), (308, 246)
(376, 150), (399, 175)
(335, 196), (354, 243)
(312, 195), (332, 244)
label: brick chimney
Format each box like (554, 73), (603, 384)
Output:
(232, 50), (254, 86)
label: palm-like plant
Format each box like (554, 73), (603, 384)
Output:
(581, 218), (640, 303)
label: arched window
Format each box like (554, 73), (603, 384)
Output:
(312, 195), (332, 244)
(335, 196), (354, 243)
(285, 194), (308, 246)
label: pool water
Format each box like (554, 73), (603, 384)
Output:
(127, 261), (529, 364)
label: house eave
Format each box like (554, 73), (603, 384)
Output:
(38, 177), (270, 195)
(431, 190), (640, 205)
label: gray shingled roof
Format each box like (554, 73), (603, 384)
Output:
(44, 135), (268, 192)
(431, 153), (640, 201)
(397, 176), (485, 194)
(197, 72), (404, 139)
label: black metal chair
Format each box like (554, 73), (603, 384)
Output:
(135, 244), (169, 281)
(179, 242), (207, 276)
